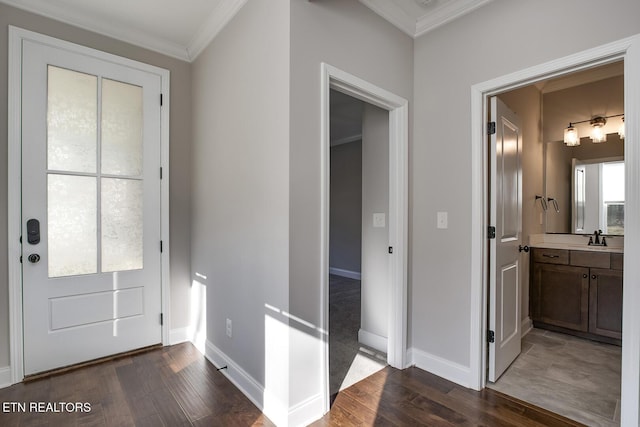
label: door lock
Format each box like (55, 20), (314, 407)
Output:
(28, 254), (40, 264)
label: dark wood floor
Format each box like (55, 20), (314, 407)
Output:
(0, 343), (584, 426)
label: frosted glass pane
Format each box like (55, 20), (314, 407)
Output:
(48, 175), (97, 277)
(47, 66), (97, 173)
(101, 79), (143, 176)
(102, 178), (143, 272)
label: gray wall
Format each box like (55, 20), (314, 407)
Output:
(412, 0), (640, 368)
(0, 3), (192, 369)
(289, 0), (413, 408)
(360, 104), (389, 342)
(190, 0), (290, 409)
(329, 141), (362, 274)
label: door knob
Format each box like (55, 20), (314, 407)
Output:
(518, 245), (530, 253)
(28, 254), (40, 263)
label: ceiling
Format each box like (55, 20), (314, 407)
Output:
(0, 0), (493, 62)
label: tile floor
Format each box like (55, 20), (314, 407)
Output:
(488, 328), (621, 427)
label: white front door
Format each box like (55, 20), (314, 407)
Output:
(21, 39), (163, 375)
(488, 97), (522, 382)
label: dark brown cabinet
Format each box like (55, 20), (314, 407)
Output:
(530, 248), (622, 345)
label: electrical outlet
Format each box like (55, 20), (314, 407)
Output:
(226, 318), (232, 338)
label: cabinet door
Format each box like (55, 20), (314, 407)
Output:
(532, 263), (589, 331)
(589, 268), (623, 339)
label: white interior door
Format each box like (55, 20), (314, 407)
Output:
(488, 97), (522, 382)
(21, 39), (163, 375)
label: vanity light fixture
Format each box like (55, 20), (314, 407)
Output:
(563, 124), (580, 146)
(562, 114), (624, 146)
(618, 116), (625, 139)
(590, 116), (607, 143)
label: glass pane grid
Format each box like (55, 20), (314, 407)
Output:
(47, 68), (145, 278)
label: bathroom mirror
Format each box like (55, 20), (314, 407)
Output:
(544, 137), (624, 235)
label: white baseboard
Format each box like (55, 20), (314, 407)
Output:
(169, 327), (191, 345)
(205, 340), (288, 426)
(328, 267), (361, 280)
(288, 393), (324, 427)
(521, 317), (533, 337)
(0, 366), (11, 389)
(409, 347), (471, 388)
(358, 329), (387, 353)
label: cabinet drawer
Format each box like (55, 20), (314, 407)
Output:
(570, 251), (610, 269)
(611, 253), (624, 271)
(532, 248), (569, 265)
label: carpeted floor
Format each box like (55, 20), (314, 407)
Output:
(329, 274), (387, 396)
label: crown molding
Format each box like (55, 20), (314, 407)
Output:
(186, 0), (248, 61)
(0, 0), (249, 63)
(0, 0), (190, 61)
(359, 0), (416, 38)
(330, 134), (362, 147)
(360, 0), (493, 38)
(414, 0), (493, 37)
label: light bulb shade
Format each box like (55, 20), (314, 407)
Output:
(618, 117), (625, 139)
(564, 125), (580, 146)
(590, 116), (607, 143)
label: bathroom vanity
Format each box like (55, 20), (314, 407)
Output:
(529, 235), (623, 345)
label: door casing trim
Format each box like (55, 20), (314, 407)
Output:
(320, 63), (409, 414)
(7, 26), (171, 385)
(470, 34), (640, 426)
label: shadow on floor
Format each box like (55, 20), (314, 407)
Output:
(329, 274), (386, 398)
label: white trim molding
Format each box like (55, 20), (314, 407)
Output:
(186, 0), (248, 61)
(0, 0), (248, 62)
(204, 340), (287, 427)
(328, 267), (361, 280)
(521, 317), (533, 337)
(470, 34), (640, 426)
(359, 0), (493, 38)
(7, 26), (171, 386)
(321, 62), (409, 415)
(409, 347), (472, 388)
(358, 329), (387, 354)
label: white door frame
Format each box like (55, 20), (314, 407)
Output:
(470, 34), (640, 426)
(7, 26), (171, 385)
(320, 63), (408, 412)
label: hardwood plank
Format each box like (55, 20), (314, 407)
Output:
(0, 343), (588, 427)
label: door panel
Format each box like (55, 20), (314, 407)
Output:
(21, 39), (162, 375)
(489, 97), (522, 382)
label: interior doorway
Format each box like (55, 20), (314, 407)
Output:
(480, 41), (631, 425)
(485, 61), (624, 426)
(320, 64), (408, 413)
(328, 90), (389, 397)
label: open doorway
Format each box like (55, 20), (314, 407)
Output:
(485, 62), (624, 426)
(328, 90), (389, 397)
(320, 63), (409, 413)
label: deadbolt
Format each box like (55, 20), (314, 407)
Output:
(28, 254), (40, 263)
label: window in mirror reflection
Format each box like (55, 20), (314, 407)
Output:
(573, 159), (624, 235)
(603, 161), (624, 234)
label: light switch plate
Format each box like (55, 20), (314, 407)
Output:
(373, 213), (386, 228)
(437, 211), (448, 229)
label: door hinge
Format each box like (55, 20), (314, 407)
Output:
(19, 255), (22, 264)
(160, 240), (163, 253)
(388, 246), (393, 254)
(488, 121), (496, 135)
(160, 93), (163, 106)
(19, 236), (22, 244)
(160, 167), (163, 179)
(488, 226), (496, 239)
(160, 313), (164, 325)
(487, 330), (495, 343)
